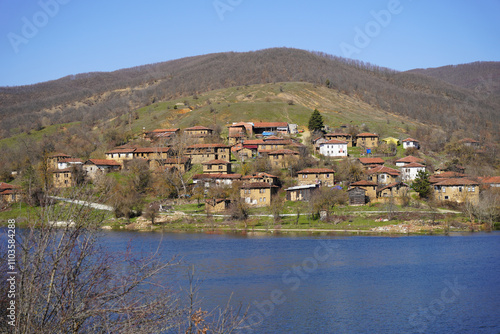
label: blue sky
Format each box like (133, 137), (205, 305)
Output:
(1, 0), (499, 87)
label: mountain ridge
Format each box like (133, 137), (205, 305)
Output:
(1, 48), (498, 140)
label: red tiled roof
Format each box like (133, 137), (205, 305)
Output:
(403, 138), (419, 142)
(433, 171), (466, 178)
(253, 122), (288, 128)
(202, 159), (231, 165)
(480, 176), (500, 184)
(366, 166), (401, 176)
(242, 139), (265, 145)
(0, 189), (19, 195)
(298, 168), (335, 174)
(0, 182), (20, 190)
(358, 157), (385, 165)
(396, 156), (425, 164)
(350, 180), (378, 187)
(433, 178), (479, 186)
(356, 133), (379, 137)
(85, 159), (121, 166)
(106, 148), (136, 154)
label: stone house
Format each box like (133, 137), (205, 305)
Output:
(355, 133), (379, 148)
(0, 183), (21, 203)
(83, 159), (121, 180)
(267, 149), (299, 168)
(184, 126), (214, 143)
(297, 168), (335, 187)
(240, 182), (278, 207)
(205, 198), (231, 213)
(133, 147), (171, 160)
(185, 144), (231, 164)
(149, 157), (191, 173)
(242, 172), (279, 186)
(52, 168), (75, 188)
(366, 166), (401, 185)
(433, 178), (480, 204)
(377, 182), (409, 204)
(202, 160), (232, 174)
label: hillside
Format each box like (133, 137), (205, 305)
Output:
(1, 48), (499, 142)
(407, 61), (500, 95)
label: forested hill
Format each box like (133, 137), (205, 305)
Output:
(1, 48), (499, 140)
(407, 61), (500, 95)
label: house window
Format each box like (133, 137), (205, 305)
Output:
(302, 175), (307, 178)
(471, 187), (475, 192)
(219, 166), (223, 170)
(459, 187), (462, 192)
(326, 174), (330, 178)
(444, 196), (449, 200)
(442, 187), (446, 193)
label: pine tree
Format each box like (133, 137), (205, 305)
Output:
(308, 109), (324, 132)
(411, 170), (431, 198)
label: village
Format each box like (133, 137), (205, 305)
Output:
(2, 111), (498, 230)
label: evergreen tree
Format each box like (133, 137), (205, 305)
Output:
(411, 170), (431, 198)
(308, 109), (324, 132)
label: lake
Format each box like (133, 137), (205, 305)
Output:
(100, 231), (500, 333)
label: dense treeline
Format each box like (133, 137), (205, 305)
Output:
(1, 48), (499, 140)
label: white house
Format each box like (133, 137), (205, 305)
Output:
(402, 138), (420, 150)
(57, 158), (83, 170)
(318, 139), (348, 157)
(400, 162), (426, 181)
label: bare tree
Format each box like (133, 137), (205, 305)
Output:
(2, 188), (248, 333)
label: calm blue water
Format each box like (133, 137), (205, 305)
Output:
(101, 232), (499, 333)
